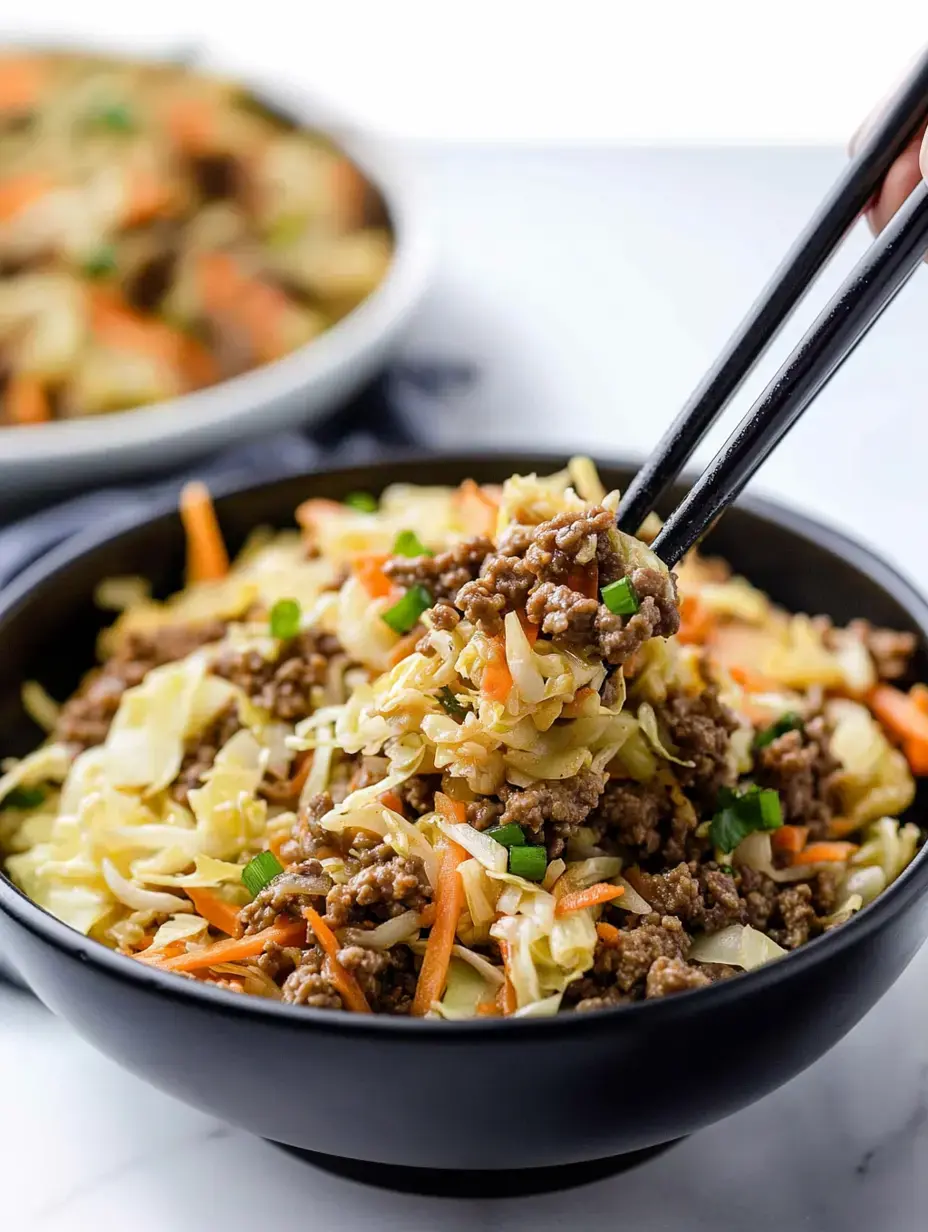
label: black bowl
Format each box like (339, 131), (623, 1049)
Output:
(2, 454), (928, 1197)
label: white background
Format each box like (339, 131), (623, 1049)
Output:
(4, 0), (928, 144)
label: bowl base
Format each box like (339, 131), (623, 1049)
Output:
(270, 1137), (685, 1197)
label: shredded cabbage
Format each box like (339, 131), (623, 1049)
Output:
(689, 924), (787, 970)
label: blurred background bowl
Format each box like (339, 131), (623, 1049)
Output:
(0, 45), (433, 504)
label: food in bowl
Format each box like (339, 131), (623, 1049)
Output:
(0, 52), (392, 426)
(1, 461), (924, 1018)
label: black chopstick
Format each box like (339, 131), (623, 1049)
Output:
(650, 179), (928, 567)
(616, 48), (928, 536)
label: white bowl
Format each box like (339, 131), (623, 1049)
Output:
(0, 55), (433, 500)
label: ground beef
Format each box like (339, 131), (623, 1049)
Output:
(467, 797), (505, 831)
(497, 768), (606, 855)
(754, 716), (840, 836)
(737, 866), (821, 949)
(239, 860), (332, 934)
(170, 704), (242, 804)
(845, 619), (917, 682)
(659, 685), (738, 806)
(384, 537), (493, 603)
(256, 941), (300, 982)
(336, 943), (418, 1014)
(563, 915), (689, 1009)
(324, 839), (431, 928)
(213, 629), (344, 722)
(281, 946), (343, 1009)
(525, 583), (599, 647)
(769, 883), (816, 949)
(645, 956), (713, 998)
(397, 774), (440, 817)
(630, 861), (745, 932)
(521, 507), (614, 584)
(54, 619), (227, 749)
(454, 577), (508, 636)
(429, 602), (461, 632)
(593, 779), (668, 857)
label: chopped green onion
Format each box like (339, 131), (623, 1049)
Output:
(242, 850), (284, 898)
(487, 823), (526, 848)
(1, 785), (46, 810)
(508, 844), (547, 881)
(718, 864), (735, 877)
(710, 785), (783, 854)
(381, 584), (432, 635)
(392, 529), (433, 558)
(754, 711), (803, 750)
(88, 102), (135, 132)
(436, 686), (468, 721)
(269, 598), (302, 640)
(344, 491), (378, 513)
(601, 577), (640, 615)
(82, 245), (117, 279)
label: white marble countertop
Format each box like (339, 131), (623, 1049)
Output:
(4, 145), (928, 1228)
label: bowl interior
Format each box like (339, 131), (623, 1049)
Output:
(2, 453), (928, 761)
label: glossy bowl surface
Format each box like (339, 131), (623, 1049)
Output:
(2, 454), (928, 1177)
(0, 46), (432, 502)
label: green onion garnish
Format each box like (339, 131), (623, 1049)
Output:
(269, 598), (302, 640)
(392, 529), (433, 558)
(242, 850), (284, 898)
(710, 785), (783, 854)
(1, 785), (46, 810)
(508, 844), (547, 881)
(381, 584), (432, 635)
(436, 686), (468, 721)
(754, 711), (803, 750)
(601, 577), (640, 615)
(344, 491), (378, 513)
(487, 823), (526, 848)
(83, 245), (117, 279)
(89, 102), (135, 132)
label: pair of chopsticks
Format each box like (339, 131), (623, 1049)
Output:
(618, 50), (928, 568)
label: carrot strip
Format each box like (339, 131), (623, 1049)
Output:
(567, 563), (599, 601)
(517, 609), (539, 646)
(455, 479), (498, 537)
(136, 939), (187, 964)
(381, 790), (405, 814)
(476, 999), (502, 1017)
(677, 594), (714, 646)
(148, 920), (306, 972)
(828, 816), (863, 839)
(555, 883), (625, 917)
(771, 825), (810, 855)
(0, 173), (52, 221)
(197, 252), (289, 363)
(179, 481), (230, 583)
(185, 888), (241, 936)
(418, 903), (437, 929)
(791, 841), (858, 866)
(595, 921), (622, 947)
(496, 938), (518, 1015)
(868, 684), (928, 775)
(411, 838), (468, 1016)
(481, 637), (513, 704)
(302, 906), (371, 1013)
(165, 95), (218, 153)
(122, 170), (175, 226)
(388, 630), (421, 666)
(354, 554), (393, 599)
(0, 57), (47, 113)
(4, 376), (50, 425)
(434, 792), (467, 825)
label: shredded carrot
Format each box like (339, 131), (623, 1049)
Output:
(353, 554), (393, 599)
(828, 816), (863, 839)
(910, 684), (928, 716)
(0, 57), (47, 113)
(122, 170), (176, 226)
(380, 791), (405, 814)
(179, 480), (230, 583)
(411, 838), (468, 1016)
(198, 252), (290, 363)
(90, 290), (186, 366)
(388, 630), (421, 666)
(595, 921), (622, 947)
(555, 883), (625, 916)
(868, 684), (928, 775)
(302, 906), (372, 1013)
(268, 832), (288, 861)
(331, 157), (368, 226)
(728, 664), (778, 691)
(791, 841), (858, 866)
(0, 172), (52, 221)
(677, 593), (714, 646)
(180, 335), (220, 390)
(476, 999), (502, 1017)
(481, 637), (513, 704)
(517, 609), (539, 646)
(567, 562), (599, 601)
(455, 478), (498, 537)
(434, 792), (468, 825)
(771, 825), (810, 855)
(4, 375), (50, 425)
(185, 888), (241, 936)
(165, 95), (218, 153)
(135, 939), (189, 964)
(496, 938), (518, 1015)
(418, 903), (437, 929)
(147, 920), (306, 972)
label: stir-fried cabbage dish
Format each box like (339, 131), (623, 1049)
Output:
(0, 51), (391, 425)
(1, 462), (924, 1018)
